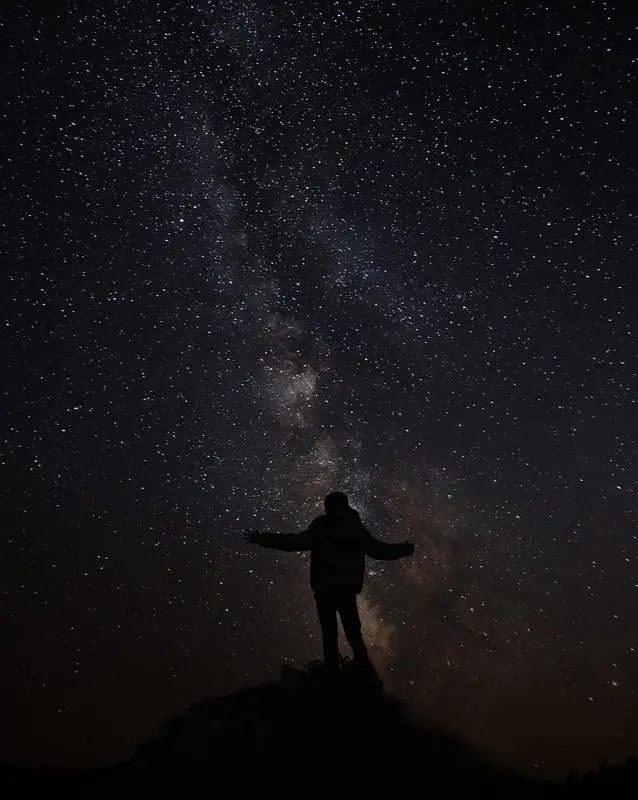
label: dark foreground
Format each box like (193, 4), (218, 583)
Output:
(1, 661), (636, 794)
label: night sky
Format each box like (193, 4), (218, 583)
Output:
(2, 0), (637, 780)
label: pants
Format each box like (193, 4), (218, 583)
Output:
(313, 588), (368, 665)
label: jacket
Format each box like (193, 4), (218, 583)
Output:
(257, 508), (412, 594)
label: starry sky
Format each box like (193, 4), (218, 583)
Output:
(1, 0), (637, 781)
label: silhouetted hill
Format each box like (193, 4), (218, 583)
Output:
(127, 661), (537, 790)
(4, 661), (634, 793)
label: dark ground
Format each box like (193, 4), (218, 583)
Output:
(0, 662), (635, 795)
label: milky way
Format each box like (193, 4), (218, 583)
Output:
(1, 0), (637, 779)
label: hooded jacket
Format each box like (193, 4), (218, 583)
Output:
(256, 507), (412, 594)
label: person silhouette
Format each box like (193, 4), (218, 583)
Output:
(245, 491), (415, 674)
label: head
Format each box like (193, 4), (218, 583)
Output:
(324, 491), (350, 516)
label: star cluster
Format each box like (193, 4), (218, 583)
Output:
(1, 0), (636, 779)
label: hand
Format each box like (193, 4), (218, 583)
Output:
(244, 528), (262, 544)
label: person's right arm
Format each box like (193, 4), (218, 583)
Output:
(363, 529), (414, 561)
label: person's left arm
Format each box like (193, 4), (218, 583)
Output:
(244, 525), (315, 551)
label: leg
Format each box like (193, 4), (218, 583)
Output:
(336, 592), (368, 662)
(313, 591), (340, 668)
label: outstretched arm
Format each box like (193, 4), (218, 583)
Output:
(244, 528), (314, 552)
(364, 530), (415, 561)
